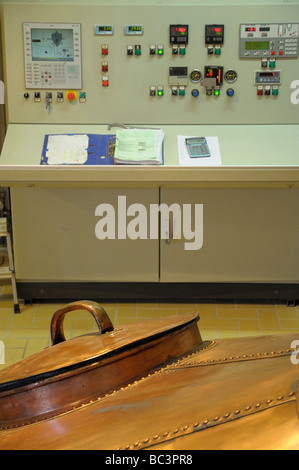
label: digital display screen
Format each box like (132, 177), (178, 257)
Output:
(128, 25), (142, 32)
(206, 26), (223, 35)
(99, 26), (112, 32)
(170, 26), (188, 36)
(124, 24), (143, 35)
(245, 27), (256, 32)
(204, 66), (223, 85)
(245, 41), (269, 50)
(259, 72), (276, 77)
(31, 28), (74, 61)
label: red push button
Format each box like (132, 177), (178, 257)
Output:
(278, 51), (283, 55)
(102, 77), (109, 87)
(101, 45), (108, 55)
(66, 90), (78, 102)
(257, 87), (263, 96)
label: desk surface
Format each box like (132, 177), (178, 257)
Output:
(0, 124), (299, 187)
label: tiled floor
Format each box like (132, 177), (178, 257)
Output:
(1, 283), (299, 371)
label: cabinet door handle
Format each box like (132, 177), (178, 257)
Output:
(164, 212), (174, 245)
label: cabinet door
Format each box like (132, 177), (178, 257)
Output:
(11, 187), (159, 282)
(160, 187), (299, 282)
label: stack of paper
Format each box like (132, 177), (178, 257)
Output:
(45, 134), (89, 165)
(114, 128), (164, 165)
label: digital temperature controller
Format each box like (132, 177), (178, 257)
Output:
(170, 25), (189, 44)
(205, 25), (224, 44)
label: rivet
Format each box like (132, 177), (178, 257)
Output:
(173, 429), (179, 433)
(289, 392), (295, 397)
(193, 422), (199, 428)
(214, 416), (219, 421)
(255, 403), (261, 408)
(277, 396), (284, 400)
(235, 410), (240, 415)
(203, 420), (209, 425)
(245, 406), (251, 411)
(153, 435), (159, 440)
(224, 413), (230, 418)
(266, 399), (272, 404)
(143, 438), (149, 443)
(163, 431), (169, 437)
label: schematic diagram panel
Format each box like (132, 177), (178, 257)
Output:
(2, 2), (299, 125)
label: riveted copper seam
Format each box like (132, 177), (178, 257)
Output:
(119, 391), (296, 450)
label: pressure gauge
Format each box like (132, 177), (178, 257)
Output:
(224, 69), (238, 83)
(190, 69), (202, 83)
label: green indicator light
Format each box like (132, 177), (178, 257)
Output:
(272, 88), (279, 96)
(157, 89), (164, 96)
(214, 89), (220, 96)
(179, 88), (185, 96)
(157, 48), (164, 55)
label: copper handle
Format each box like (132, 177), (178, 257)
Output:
(50, 300), (114, 346)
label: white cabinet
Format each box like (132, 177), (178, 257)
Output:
(11, 187), (159, 282)
(160, 187), (299, 283)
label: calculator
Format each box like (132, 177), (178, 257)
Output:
(185, 137), (211, 158)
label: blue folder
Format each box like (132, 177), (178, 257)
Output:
(41, 134), (116, 165)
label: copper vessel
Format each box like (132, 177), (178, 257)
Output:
(0, 300), (298, 450)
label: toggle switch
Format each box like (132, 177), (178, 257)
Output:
(57, 92), (64, 102)
(127, 45), (133, 55)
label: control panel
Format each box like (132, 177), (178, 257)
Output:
(2, 2), (299, 125)
(240, 23), (299, 58)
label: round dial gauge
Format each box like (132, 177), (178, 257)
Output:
(224, 69), (238, 83)
(190, 69), (202, 83)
